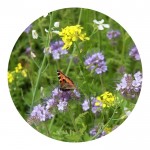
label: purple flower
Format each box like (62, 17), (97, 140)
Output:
(82, 100), (90, 111)
(57, 101), (68, 112)
(81, 97), (102, 114)
(30, 104), (54, 122)
(51, 88), (80, 102)
(129, 46), (140, 60)
(91, 97), (102, 114)
(107, 30), (120, 40)
(25, 47), (31, 54)
(116, 71), (142, 98)
(29, 87), (80, 124)
(89, 126), (106, 138)
(24, 24), (32, 34)
(50, 40), (68, 60)
(84, 52), (107, 74)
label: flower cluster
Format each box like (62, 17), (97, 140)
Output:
(96, 92), (115, 108)
(50, 40), (68, 60)
(84, 52), (107, 74)
(59, 25), (90, 49)
(29, 88), (80, 123)
(8, 63), (27, 83)
(82, 97), (102, 114)
(116, 71), (142, 98)
(107, 30), (120, 40)
(30, 104), (54, 122)
(8, 72), (14, 83)
(129, 46), (140, 60)
(89, 126), (111, 138)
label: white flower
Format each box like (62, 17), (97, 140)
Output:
(54, 22), (60, 28)
(45, 28), (49, 33)
(52, 30), (60, 34)
(93, 19), (110, 30)
(43, 47), (51, 54)
(31, 51), (36, 58)
(32, 30), (38, 39)
(124, 107), (131, 117)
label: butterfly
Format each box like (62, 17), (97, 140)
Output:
(57, 70), (76, 91)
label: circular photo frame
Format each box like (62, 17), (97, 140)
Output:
(8, 8), (142, 142)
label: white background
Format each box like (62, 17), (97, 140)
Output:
(0, 0), (150, 149)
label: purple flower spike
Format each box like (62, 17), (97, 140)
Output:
(84, 52), (107, 74)
(30, 104), (54, 122)
(50, 40), (68, 60)
(129, 46), (140, 60)
(116, 71), (142, 98)
(107, 30), (120, 40)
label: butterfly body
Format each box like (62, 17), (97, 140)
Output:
(57, 70), (76, 91)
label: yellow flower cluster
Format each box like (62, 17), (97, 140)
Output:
(59, 25), (90, 49)
(8, 72), (14, 83)
(95, 92), (115, 108)
(104, 127), (112, 134)
(8, 63), (27, 83)
(15, 63), (22, 73)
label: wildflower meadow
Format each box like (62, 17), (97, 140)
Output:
(8, 8), (142, 142)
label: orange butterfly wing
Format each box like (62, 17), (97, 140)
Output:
(57, 70), (76, 91)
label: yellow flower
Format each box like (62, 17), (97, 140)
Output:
(21, 70), (27, 77)
(104, 127), (112, 134)
(15, 63), (22, 73)
(8, 72), (14, 83)
(59, 25), (90, 49)
(17, 63), (22, 70)
(96, 92), (115, 108)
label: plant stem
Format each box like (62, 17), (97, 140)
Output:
(91, 106), (118, 140)
(98, 31), (101, 49)
(30, 13), (53, 111)
(99, 75), (104, 92)
(78, 8), (83, 24)
(65, 44), (76, 75)
(30, 55), (47, 111)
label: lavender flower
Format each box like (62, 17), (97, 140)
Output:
(116, 71), (142, 98)
(82, 100), (90, 111)
(25, 47), (31, 54)
(24, 24), (32, 33)
(84, 52), (107, 74)
(107, 30), (120, 40)
(91, 97), (102, 114)
(50, 88), (80, 102)
(57, 101), (68, 112)
(89, 126), (106, 138)
(50, 40), (68, 60)
(30, 104), (54, 122)
(81, 97), (102, 114)
(129, 46), (140, 60)
(29, 88), (80, 124)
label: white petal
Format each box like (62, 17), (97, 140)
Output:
(32, 30), (38, 39)
(54, 22), (60, 28)
(103, 24), (110, 28)
(99, 19), (104, 24)
(93, 19), (99, 25)
(98, 25), (104, 30)
(52, 30), (60, 34)
(31, 51), (36, 58)
(45, 28), (49, 33)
